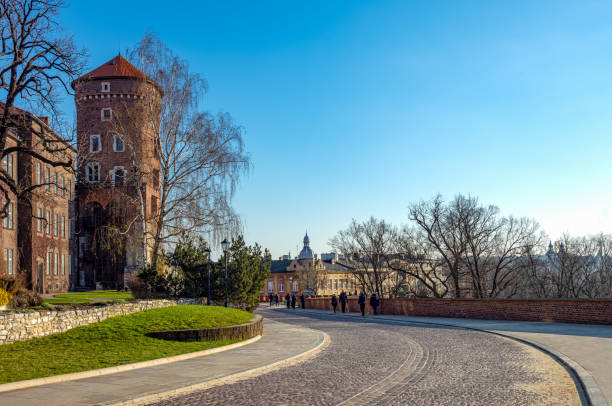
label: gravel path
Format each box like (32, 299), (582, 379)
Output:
(147, 307), (580, 406)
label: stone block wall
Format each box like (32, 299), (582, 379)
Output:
(0, 299), (175, 345)
(147, 314), (263, 342)
(305, 297), (612, 325)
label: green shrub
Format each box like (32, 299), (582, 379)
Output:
(0, 288), (12, 306)
(111, 298), (126, 304)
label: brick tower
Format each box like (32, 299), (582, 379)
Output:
(72, 55), (162, 289)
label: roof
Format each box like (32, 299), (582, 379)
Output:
(0, 103), (76, 151)
(71, 54), (162, 92)
(270, 258), (354, 274)
(81, 54), (147, 80)
(322, 260), (354, 272)
(270, 259), (292, 273)
(298, 246), (313, 260)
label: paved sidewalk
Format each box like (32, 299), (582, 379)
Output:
(0, 318), (325, 406)
(292, 307), (612, 406)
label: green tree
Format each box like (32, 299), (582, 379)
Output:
(221, 236), (270, 311)
(170, 235), (210, 299)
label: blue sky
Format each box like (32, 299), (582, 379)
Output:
(59, 1), (612, 257)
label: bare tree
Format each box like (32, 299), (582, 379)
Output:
(0, 0), (86, 214)
(330, 217), (395, 297)
(293, 260), (328, 295)
(407, 194), (542, 298)
(544, 234), (612, 299)
(458, 199), (543, 298)
(408, 195), (467, 298)
(388, 226), (452, 298)
(126, 33), (249, 267)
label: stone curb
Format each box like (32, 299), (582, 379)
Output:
(148, 314), (264, 342)
(288, 308), (607, 406)
(0, 315), (264, 394)
(102, 325), (330, 406)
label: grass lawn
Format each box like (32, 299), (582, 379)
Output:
(0, 305), (253, 383)
(43, 290), (134, 304)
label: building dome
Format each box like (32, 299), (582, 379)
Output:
(298, 232), (313, 260)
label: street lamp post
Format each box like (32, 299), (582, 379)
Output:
(203, 247), (211, 305)
(221, 238), (229, 308)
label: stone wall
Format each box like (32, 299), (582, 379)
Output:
(0, 299), (175, 345)
(147, 314), (263, 342)
(305, 297), (612, 325)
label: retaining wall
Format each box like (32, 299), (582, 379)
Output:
(147, 314), (264, 342)
(305, 297), (612, 325)
(0, 300), (175, 345)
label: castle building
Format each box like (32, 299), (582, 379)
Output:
(0, 105), (75, 293)
(264, 232), (356, 298)
(72, 55), (162, 289)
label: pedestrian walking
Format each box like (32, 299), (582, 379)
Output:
(286, 294), (291, 308)
(339, 290), (348, 313)
(358, 292), (366, 316)
(291, 294), (297, 309)
(370, 292), (380, 315)
(331, 294), (338, 313)
(269, 293), (273, 307)
(300, 293), (306, 309)
(274, 294), (279, 306)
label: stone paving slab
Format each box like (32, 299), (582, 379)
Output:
(295, 307), (612, 406)
(0, 319), (325, 406)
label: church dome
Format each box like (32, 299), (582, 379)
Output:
(298, 232), (313, 260)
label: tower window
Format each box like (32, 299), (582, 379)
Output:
(86, 162), (100, 182)
(113, 134), (124, 152)
(112, 166), (126, 187)
(101, 82), (110, 92)
(101, 108), (112, 121)
(90, 134), (101, 153)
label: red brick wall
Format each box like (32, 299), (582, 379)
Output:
(305, 297), (612, 325)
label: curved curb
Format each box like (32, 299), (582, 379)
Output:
(0, 324), (262, 394)
(104, 326), (330, 406)
(287, 309), (607, 406)
(148, 314), (263, 342)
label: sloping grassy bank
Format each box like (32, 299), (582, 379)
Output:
(43, 290), (134, 304)
(0, 305), (252, 383)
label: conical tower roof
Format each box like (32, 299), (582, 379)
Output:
(72, 54), (159, 91)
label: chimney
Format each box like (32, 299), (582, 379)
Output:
(39, 116), (50, 126)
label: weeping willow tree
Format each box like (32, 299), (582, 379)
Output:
(126, 33), (250, 268)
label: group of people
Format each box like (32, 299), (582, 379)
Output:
(268, 290), (381, 316)
(268, 293), (306, 309)
(331, 291), (380, 316)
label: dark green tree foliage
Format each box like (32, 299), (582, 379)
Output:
(136, 235), (270, 311)
(170, 235), (210, 299)
(223, 236), (271, 311)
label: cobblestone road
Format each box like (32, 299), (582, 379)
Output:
(147, 308), (580, 406)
